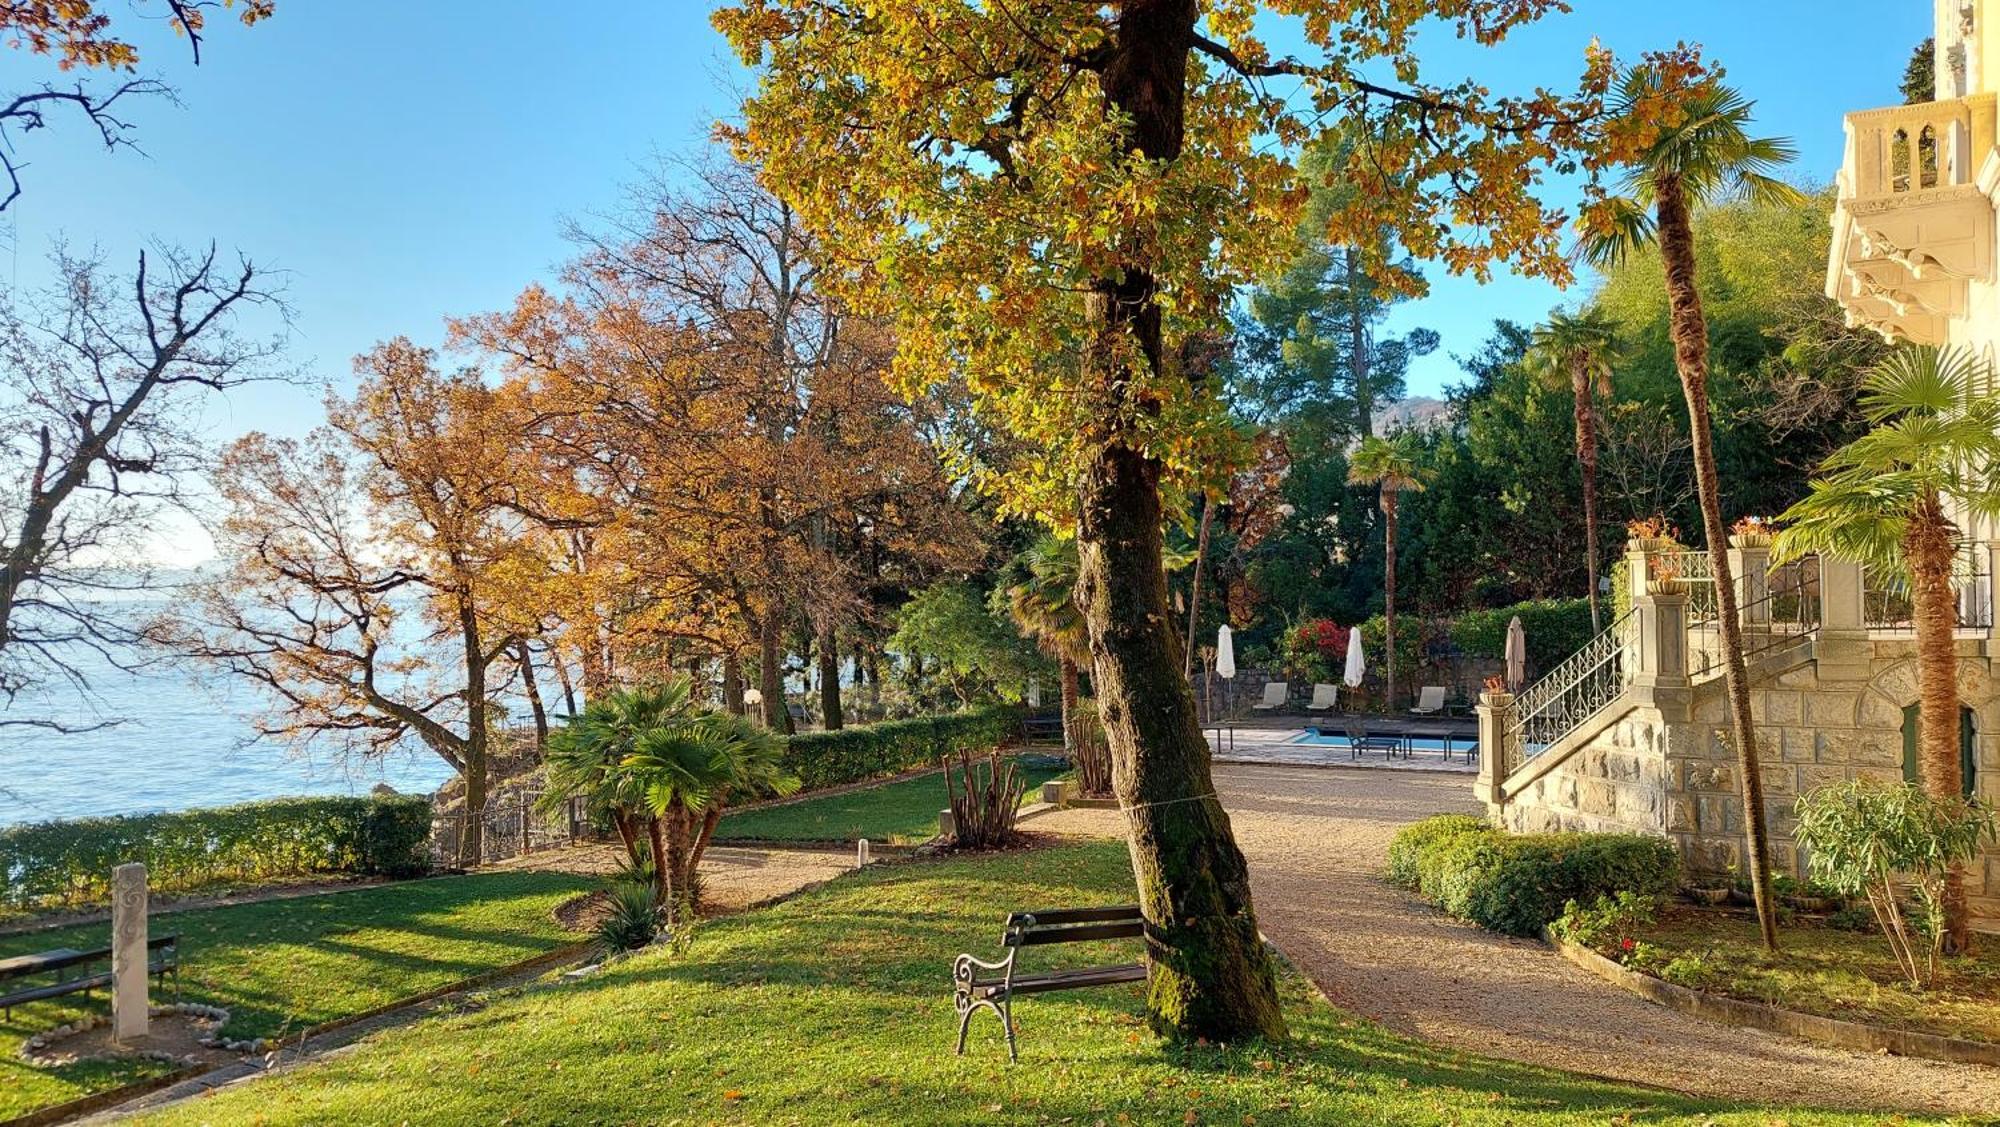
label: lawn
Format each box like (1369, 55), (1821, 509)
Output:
(0, 870), (590, 1122)
(714, 761), (1066, 844)
(129, 842), (1971, 1126)
(1628, 907), (2000, 1044)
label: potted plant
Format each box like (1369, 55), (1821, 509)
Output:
(1682, 871), (1730, 906)
(1728, 514), (1774, 550)
(1625, 515), (1682, 553)
(1644, 552), (1687, 596)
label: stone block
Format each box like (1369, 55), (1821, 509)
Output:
(1757, 763), (1794, 795)
(1556, 776), (1579, 809)
(1870, 662), (1918, 705)
(1578, 778), (1617, 817)
(1813, 730), (1855, 764)
(1776, 666), (1819, 690)
(1851, 736), (1903, 768)
(1686, 762), (1733, 793)
(1853, 765), (1905, 786)
(1795, 764), (1846, 796)
(1803, 691), (1860, 727)
(1604, 751), (1643, 782)
(1859, 693), (1906, 732)
(1756, 691), (1803, 725)
(1668, 796), (1697, 832)
(1697, 794), (1732, 833)
(1687, 836), (1742, 875)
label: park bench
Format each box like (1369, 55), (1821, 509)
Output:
(952, 905), (1147, 1062)
(0, 935), (180, 1020)
(1021, 712), (1064, 743)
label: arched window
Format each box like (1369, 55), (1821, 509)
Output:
(1900, 703), (1977, 797)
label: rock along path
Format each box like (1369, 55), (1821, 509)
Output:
(1032, 763), (2000, 1118)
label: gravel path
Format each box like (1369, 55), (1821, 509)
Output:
(496, 841), (858, 915)
(1032, 763), (2000, 1117)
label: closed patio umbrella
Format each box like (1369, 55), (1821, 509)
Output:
(1505, 616), (1527, 691)
(1215, 625), (1236, 680)
(1343, 626), (1365, 688)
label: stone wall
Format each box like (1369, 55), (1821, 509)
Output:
(1491, 645), (2000, 927)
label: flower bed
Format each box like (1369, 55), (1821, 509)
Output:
(1560, 901), (2000, 1048)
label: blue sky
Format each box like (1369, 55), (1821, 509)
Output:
(6, 2), (1932, 475)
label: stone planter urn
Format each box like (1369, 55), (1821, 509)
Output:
(1644, 577), (1687, 597)
(1728, 532), (1773, 550)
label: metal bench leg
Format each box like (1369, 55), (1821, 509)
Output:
(1003, 993), (1018, 1063)
(955, 1001), (976, 1055)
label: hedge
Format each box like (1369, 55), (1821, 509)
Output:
(0, 794), (433, 910)
(779, 704), (1025, 791)
(1449, 598), (1596, 671)
(1387, 815), (1680, 937)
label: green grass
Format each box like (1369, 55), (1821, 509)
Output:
(715, 762), (1065, 844)
(0, 870), (590, 1122)
(128, 842), (1972, 1126)
(1630, 907), (2000, 1044)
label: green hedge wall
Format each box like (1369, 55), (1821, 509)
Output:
(780, 704), (1025, 791)
(1386, 814), (1679, 937)
(0, 794), (433, 910)
(1448, 598), (1597, 671)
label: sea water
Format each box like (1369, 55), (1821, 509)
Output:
(0, 654), (455, 828)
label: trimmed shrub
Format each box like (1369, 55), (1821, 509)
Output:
(0, 794), (434, 910)
(1398, 823), (1680, 938)
(1385, 814), (1491, 888)
(1449, 598), (1596, 671)
(779, 704), (1024, 791)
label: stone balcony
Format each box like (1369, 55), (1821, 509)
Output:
(1826, 93), (1998, 345)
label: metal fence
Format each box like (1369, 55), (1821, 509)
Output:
(1864, 546), (1995, 634)
(429, 788), (593, 868)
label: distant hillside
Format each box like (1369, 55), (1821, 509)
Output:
(1375, 396), (1450, 432)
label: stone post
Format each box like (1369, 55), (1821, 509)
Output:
(856, 839), (871, 869)
(111, 863), (148, 1042)
(1815, 557), (1871, 681)
(1728, 542), (1771, 628)
(1630, 589), (1692, 721)
(1473, 690), (1512, 811)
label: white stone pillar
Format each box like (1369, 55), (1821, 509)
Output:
(1473, 690), (1512, 810)
(1630, 590), (1692, 721)
(1816, 557), (1871, 681)
(111, 863), (148, 1042)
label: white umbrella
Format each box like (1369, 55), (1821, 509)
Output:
(1026, 676), (1042, 708)
(1505, 615), (1528, 691)
(1215, 625), (1236, 679)
(1343, 626), (1365, 688)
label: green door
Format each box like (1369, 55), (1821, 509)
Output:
(1900, 703), (1977, 797)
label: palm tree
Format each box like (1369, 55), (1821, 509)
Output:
(1347, 433), (1428, 710)
(1527, 308), (1625, 632)
(539, 679), (797, 919)
(1773, 346), (2000, 952)
(1576, 69), (1804, 952)
(624, 695), (796, 921)
(996, 535), (1089, 750)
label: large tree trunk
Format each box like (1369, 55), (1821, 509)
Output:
(721, 649), (746, 715)
(646, 815), (671, 908)
(1657, 174), (1779, 951)
(1059, 657), (1081, 753)
(1906, 491), (1969, 950)
(1571, 362), (1603, 632)
(1382, 489), (1399, 710)
(1067, 0), (1284, 1043)
(516, 639), (549, 749)
(758, 613), (792, 733)
(818, 622), (844, 730)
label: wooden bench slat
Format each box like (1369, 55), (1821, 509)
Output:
(1006, 920), (1145, 946)
(973, 963), (1146, 998)
(1005, 906), (1144, 927)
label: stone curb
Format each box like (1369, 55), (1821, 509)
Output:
(1548, 932), (2000, 1067)
(0, 1064), (208, 1127)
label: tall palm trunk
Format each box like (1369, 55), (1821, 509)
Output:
(1069, 0), (1284, 1042)
(1906, 491), (1970, 950)
(1657, 173), (1779, 950)
(1059, 657), (1081, 753)
(1381, 488), (1399, 710)
(1570, 361), (1604, 632)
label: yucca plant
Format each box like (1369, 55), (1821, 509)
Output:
(942, 749), (1023, 850)
(597, 879), (663, 953)
(1067, 697), (1113, 799)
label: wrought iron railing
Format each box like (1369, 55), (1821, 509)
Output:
(1502, 608), (1638, 774)
(1864, 545), (1995, 634)
(1687, 556), (1822, 680)
(1656, 550), (1719, 621)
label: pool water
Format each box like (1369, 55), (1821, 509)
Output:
(1290, 728), (1463, 753)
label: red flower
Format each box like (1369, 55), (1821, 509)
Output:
(1620, 937), (1634, 951)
